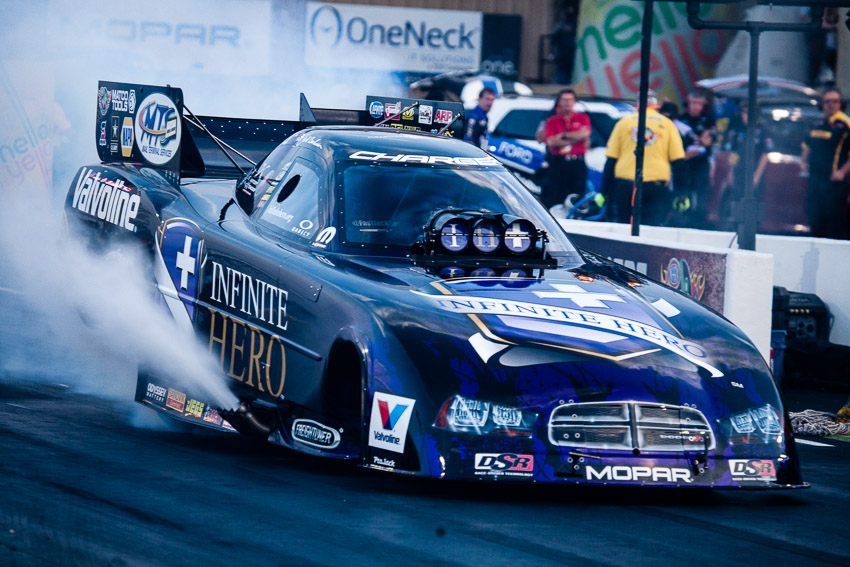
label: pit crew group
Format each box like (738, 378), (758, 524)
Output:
(464, 86), (850, 240)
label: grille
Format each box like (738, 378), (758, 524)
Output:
(548, 401), (714, 452)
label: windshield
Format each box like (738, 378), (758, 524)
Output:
(337, 161), (580, 259)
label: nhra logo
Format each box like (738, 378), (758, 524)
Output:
(729, 459), (776, 481)
(368, 392), (415, 453)
(475, 453), (533, 477)
(135, 92), (180, 166)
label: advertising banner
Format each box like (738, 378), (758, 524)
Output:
(48, 0), (272, 76)
(574, 1), (734, 104)
(568, 233), (726, 312)
(305, 1), (482, 73)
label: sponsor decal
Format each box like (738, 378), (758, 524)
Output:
(205, 307), (287, 397)
(369, 100), (384, 119)
(209, 261), (289, 331)
(110, 89), (133, 113)
(474, 453), (534, 477)
(401, 105), (415, 121)
(160, 221), (203, 320)
(311, 226), (336, 249)
(495, 141), (534, 165)
(434, 108), (453, 124)
(368, 392), (415, 453)
(145, 382), (167, 404)
(184, 398), (204, 418)
(166, 388), (186, 412)
(373, 456), (395, 468)
(121, 117), (134, 157)
(203, 406), (224, 426)
(98, 86), (111, 117)
(135, 92), (181, 165)
(414, 283), (722, 378)
(70, 167), (140, 232)
(110, 116), (119, 153)
(291, 419), (340, 449)
(128, 89), (136, 113)
(729, 459), (776, 482)
(660, 257), (706, 303)
(418, 104), (433, 125)
(349, 150), (498, 166)
(586, 465), (693, 483)
(99, 121), (107, 147)
(384, 102), (401, 119)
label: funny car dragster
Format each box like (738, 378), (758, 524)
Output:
(64, 81), (805, 488)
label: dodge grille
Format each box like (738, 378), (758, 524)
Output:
(548, 402), (715, 452)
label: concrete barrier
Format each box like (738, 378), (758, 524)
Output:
(561, 220), (850, 359)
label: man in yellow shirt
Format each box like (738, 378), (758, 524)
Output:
(603, 92), (686, 225)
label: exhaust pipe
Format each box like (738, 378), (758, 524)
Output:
(219, 402), (274, 438)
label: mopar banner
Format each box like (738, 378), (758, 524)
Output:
(305, 2), (482, 73)
(568, 233), (726, 312)
(574, 1), (736, 104)
(96, 81), (184, 186)
(365, 96), (464, 138)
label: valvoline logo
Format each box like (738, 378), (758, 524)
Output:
(159, 219), (203, 321)
(369, 392), (416, 453)
(416, 278), (722, 377)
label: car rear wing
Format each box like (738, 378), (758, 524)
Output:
(94, 81), (464, 186)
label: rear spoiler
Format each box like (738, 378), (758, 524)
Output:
(95, 81), (463, 185)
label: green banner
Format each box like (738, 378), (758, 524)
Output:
(574, 1), (734, 104)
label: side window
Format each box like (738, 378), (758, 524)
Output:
(258, 158), (322, 241)
(235, 143), (296, 214)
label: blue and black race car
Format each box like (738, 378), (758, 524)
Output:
(64, 81), (804, 488)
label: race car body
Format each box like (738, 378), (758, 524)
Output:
(64, 82), (805, 488)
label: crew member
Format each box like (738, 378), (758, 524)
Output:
(802, 87), (850, 239)
(603, 91), (686, 226)
(464, 87), (496, 149)
(541, 89), (591, 211)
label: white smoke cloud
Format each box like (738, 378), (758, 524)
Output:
(0, 0), (404, 422)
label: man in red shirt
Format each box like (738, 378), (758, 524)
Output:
(542, 89), (591, 211)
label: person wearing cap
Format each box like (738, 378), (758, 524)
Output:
(541, 88), (591, 212)
(801, 87), (850, 239)
(678, 91), (716, 228)
(464, 87), (496, 149)
(602, 91), (686, 225)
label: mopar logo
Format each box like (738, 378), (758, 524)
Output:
(107, 20), (239, 47)
(309, 3), (476, 50)
(586, 465), (692, 483)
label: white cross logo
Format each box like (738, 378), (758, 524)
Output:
(533, 284), (625, 308)
(175, 235), (195, 290)
(505, 222), (529, 250)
